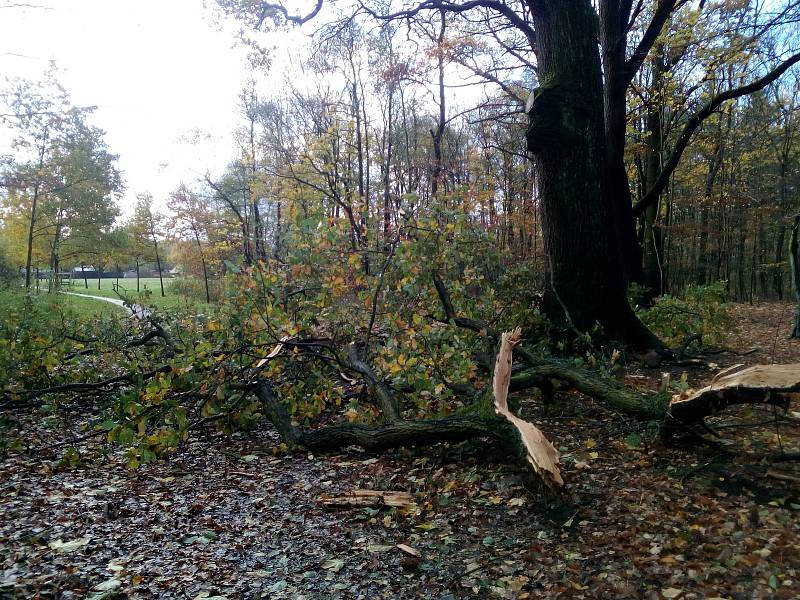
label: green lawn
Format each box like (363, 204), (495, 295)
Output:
(59, 292), (127, 316)
(64, 276), (172, 298)
(62, 276), (211, 312)
(0, 287), (125, 319)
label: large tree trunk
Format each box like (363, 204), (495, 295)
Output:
(526, 0), (664, 351)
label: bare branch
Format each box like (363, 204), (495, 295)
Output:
(633, 52), (800, 217)
(256, 0), (324, 27)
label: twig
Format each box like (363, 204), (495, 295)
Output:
(38, 428), (106, 452)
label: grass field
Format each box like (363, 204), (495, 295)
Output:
(0, 287), (125, 319)
(62, 276), (211, 311)
(3, 275), (215, 318)
(63, 276), (173, 298)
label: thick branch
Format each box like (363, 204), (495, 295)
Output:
(623, 0), (680, 87)
(633, 52), (800, 217)
(2, 365), (173, 409)
(345, 343), (401, 421)
(431, 270), (543, 367)
(256, 0), (323, 26)
(298, 416), (505, 452)
(358, 0), (536, 49)
(509, 363), (665, 420)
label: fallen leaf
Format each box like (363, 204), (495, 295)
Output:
(48, 537), (90, 553)
(321, 558), (345, 572)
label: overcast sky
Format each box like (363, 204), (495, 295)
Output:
(0, 0), (260, 214)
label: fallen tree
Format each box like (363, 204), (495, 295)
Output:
(2, 264), (798, 492)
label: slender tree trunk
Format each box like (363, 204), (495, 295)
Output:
(774, 223), (787, 300)
(194, 230), (211, 304)
(697, 206), (710, 285)
(790, 215), (800, 338)
(50, 223), (61, 291)
(641, 48), (667, 301)
(430, 9), (446, 200)
(148, 217), (165, 297)
(24, 137), (48, 289)
(153, 243), (165, 298)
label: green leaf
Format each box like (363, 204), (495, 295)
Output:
(624, 433), (643, 449)
(768, 574), (778, 591)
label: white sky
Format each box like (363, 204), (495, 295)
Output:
(0, 0), (499, 219)
(0, 0), (258, 214)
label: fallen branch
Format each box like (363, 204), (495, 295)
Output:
(669, 364), (800, 424)
(319, 490), (417, 510)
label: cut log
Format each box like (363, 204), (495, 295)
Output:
(319, 490), (417, 510)
(669, 364), (800, 423)
(493, 328), (563, 488)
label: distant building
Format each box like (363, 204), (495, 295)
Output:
(72, 265), (98, 278)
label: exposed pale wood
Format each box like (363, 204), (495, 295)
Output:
(669, 364), (800, 423)
(318, 489), (417, 509)
(493, 328), (564, 488)
(396, 543), (421, 558)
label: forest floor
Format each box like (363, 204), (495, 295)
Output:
(1, 303), (799, 600)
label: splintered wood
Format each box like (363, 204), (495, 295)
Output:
(670, 363), (800, 422)
(319, 490), (417, 510)
(670, 363), (800, 411)
(493, 328), (564, 488)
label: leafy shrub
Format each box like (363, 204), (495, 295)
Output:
(0, 239), (17, 288)
(169, 276), (222, 302)
(636, 282), (734, 347)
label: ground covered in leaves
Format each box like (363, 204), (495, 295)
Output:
(2, 304), (799, 599)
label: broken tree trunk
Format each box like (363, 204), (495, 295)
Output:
(493, 328), (563, 488)
(248, 323), (799, 492)
(669, 364), (800, 424)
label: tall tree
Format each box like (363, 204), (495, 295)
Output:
(169, 184), (213, 303)
(0, 73), (70, 288)
(132, 193), (166, 298)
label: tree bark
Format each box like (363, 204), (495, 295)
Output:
(526, 0), (664, 351)
(641, 46), (668, 302)
(598, 0), (644, 286)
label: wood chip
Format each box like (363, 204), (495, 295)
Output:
(396, 543), (421, 558)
